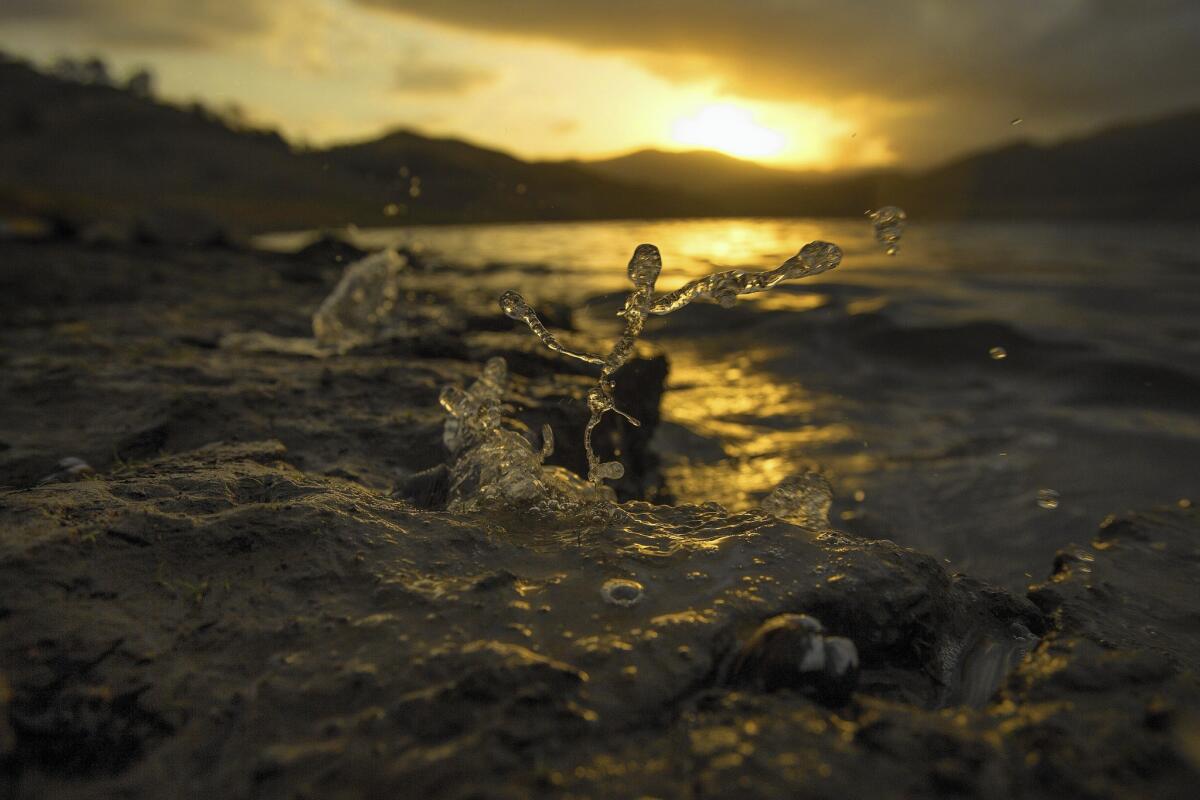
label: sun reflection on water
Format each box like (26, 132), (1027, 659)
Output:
(657, 343), (866, 510)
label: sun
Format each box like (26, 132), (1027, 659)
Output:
(670, 104), (786, 159)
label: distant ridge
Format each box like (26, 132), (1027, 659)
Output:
(1, 54), (1196, 233)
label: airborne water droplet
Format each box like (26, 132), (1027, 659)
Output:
(989, 346), (1008, 360)
(760, 472), (833, 529)
(1037, 488), (1060, 510)
(868, 206), (906, 256)
(500, 239), (843, 485)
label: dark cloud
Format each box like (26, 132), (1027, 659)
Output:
(355, 0), (1200, 162)
(394, 51), (495, 94)
(0, 0), (278, 48)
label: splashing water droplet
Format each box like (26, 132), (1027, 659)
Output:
(500, 239), (842, 484)
(1037, 488), (1060, 510)
(594, 461), (624, 481)
(760, 472), (833, 529)
(601, 578), (644, 607)
(312, 249), (408, 350)
(989, 346), (1008, 360)
(438, 357), (615, 510)
(868, 206), (907, 255)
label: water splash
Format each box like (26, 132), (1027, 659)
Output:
(1037, 488), (1060, 510)
(759, 471), (833, 529)
(312, 249), (408, 350)
(648, 241), (842, 314)
(440, 356), (614, 511)
(869, 206), (907, 256)
(499, 290), (605, 366)
(502, 241), (842, 484)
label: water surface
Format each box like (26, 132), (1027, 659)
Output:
(261, 218), (1200, 588)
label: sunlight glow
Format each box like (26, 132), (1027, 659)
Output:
(670, 104), (786, 158)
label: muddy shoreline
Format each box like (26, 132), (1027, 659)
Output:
(2, 238), (1198, 798)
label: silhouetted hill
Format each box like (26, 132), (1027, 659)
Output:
(880, 111), (1200, 218)
(1, 54), (1196, 233)
(0, 56), (385, 233)
(576, 111), (1200, 220)
(0, 54), (706, 233)
(582, 149), (807, 191)
(320, 131), (707, 223)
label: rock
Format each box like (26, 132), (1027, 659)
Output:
(292, 233), (368, 266)
(35, 457), (94, 485)
(726, 613), (860, 705)
(133, 208), (233, 248)
(1028, 505), (1200, 667)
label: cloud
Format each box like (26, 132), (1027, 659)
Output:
(0, 0), (282, 48)
(548, 119), (580, 135)
(354, 0), (1200, 161)
(393, 50), (495, 94)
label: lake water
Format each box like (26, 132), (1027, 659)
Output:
(260, 218), (1200, 589)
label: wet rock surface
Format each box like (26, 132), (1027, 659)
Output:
(1, 240), (1198, 798)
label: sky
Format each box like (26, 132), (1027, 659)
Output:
(2, 0), (1198, 170)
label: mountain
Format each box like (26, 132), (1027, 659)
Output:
(0, 56), (383, 233)
(1, 54), (1197, 234)
(0, 56), (703, 234)
(577, 111), (1200, 220)
(320, 130), (707, 224)
(581, 149), (809, 192)
(881, 111), (1200, 218)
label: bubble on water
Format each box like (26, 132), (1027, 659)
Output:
(601, 578), (644, 607)
(868, 206), (907, 255)
(1037, 488), (1060, 510)
(989, 346), (1008, 360)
